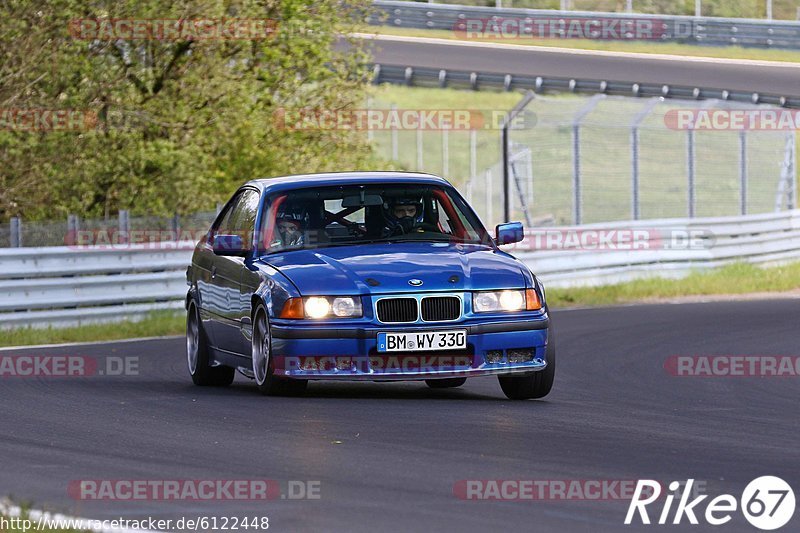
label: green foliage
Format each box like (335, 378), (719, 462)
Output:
(0, 0), (379, 221)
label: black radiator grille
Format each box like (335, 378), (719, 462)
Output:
(377, 298), (418, 323)
(421, 296), (461, 322)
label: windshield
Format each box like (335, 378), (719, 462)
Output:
(257, 183), (491, 253)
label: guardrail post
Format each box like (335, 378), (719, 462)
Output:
(366, 97), (374, 144)
(502, 91), (536, 223)
(630, 98), (659, 221)
(631, 129), (640, 220)
(416, 129), (423, 170)
(502, 126), (510, 223)
(391, 104), (398, 161)
(687, 129), (696, 218)
(571, 94), (604, 225)
(67, 214), (79, 246)
(67, 214), (79, 234)
(739, 131), (748, 215)
(10, 217), (21, 247)
(469, 129), (477, 193)
(792, 132), (797, 210)
(118, 210), (130, 244)
(172, 213), (181, 241)
(442, 128), (449, 177)
(783, 131), (798, 210)
(572, 125), (581, 224)
(485, 169), (493, 225)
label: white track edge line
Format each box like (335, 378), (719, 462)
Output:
(0, 335), (184, 352)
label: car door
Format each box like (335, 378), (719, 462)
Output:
(212, 188), (260, 355)
(196, 193), (241, 347)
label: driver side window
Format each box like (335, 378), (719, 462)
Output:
(213, 189), (260, 248)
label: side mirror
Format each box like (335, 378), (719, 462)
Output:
(212, 234), (248, 256)
(496, 222), (524, 245)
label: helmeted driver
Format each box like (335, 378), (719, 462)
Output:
(271, 207), (307, 249)
(383, 196), (425, 236)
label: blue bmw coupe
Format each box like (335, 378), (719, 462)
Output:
(186, 172), (554, 399)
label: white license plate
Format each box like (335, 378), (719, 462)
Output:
(377, 330), (467, 352)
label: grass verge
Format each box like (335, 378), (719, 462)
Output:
(371, 27), (800, 63)
(1, 263), (800, 348)
(546, 262), (800, 307)
(0, 310), (185, 348)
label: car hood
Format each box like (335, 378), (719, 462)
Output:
(261, 242), (528, 295)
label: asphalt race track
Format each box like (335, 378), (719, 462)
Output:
(1, 300), (798, 532)
(359, 35), (800, 97)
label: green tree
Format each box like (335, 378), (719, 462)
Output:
(0, 0), (379, 221)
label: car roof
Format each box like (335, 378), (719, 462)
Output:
(244, 172), (453, 195)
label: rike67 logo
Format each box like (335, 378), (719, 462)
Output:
(626, 477), (795, 530)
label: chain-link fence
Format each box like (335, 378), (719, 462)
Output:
(0, 211), (218, 248)
(503, 95), (796, 226)
(368, 93), (797, 228)
(4, 93), (796, 245)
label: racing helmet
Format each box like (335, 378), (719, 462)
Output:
(384, 196), (424, 229)
(275, 205), (308, 246)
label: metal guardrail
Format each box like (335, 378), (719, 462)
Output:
(371, 64), (800, 108)
(2, 210), (800, 328)
(371, 0), (800, 49)
(0, 245), (193, 329)
(512, 209), (800, 287)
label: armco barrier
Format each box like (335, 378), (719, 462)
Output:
(1, 210), (799, 329)
(371, 0), (800, 49)
(512, 209), (800, 287)
(370, 63), (800, 108)
(0, 244), (194, 329)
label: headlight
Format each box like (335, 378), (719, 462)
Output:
(305, 297), (331, 319)
(473, 289), (541, 313)
(331, 297), (360, 317)
(280, 296), (363, 319)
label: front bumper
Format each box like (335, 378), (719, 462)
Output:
(269, 317), (550, 380)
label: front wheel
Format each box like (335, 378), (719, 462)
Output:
(252, 305), (307, 396)
(498, 330), (556, 400)
(425, 378), (467, 389)
(187, 302), (235, 386)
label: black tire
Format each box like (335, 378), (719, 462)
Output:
(187, 302), (235, 386)
(498, 329), (556, 400)
(252, 305), (308, 396)
(425, 377), (467, 389)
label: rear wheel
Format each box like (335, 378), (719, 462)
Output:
(498, 330), (556, 400)
(252, 306), (307, 396)
(425, 378), (467, 389)
(187, 302), (235, 386)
